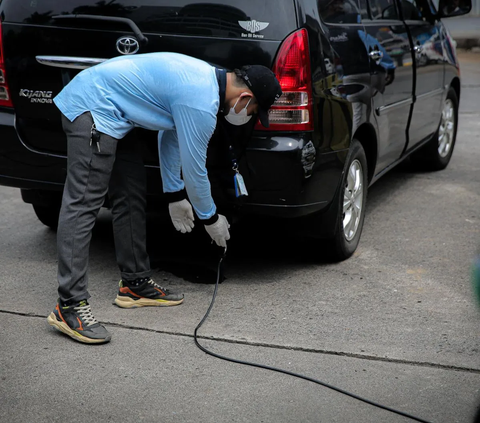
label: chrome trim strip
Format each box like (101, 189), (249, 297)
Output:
(376, 97), (414, 116)
(245, 201), (329, 208)
(416, 87), (444, 101)
(36, 56), (107, 69)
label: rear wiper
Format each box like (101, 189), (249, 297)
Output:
(52, 14), (148, 45)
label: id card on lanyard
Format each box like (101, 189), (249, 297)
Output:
(230, 145), (248, 198)
(234, 171), (248, 197)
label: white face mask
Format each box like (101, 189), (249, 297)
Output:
(225, 96), (252, 126)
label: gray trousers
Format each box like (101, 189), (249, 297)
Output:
(57, 112), (151, 303)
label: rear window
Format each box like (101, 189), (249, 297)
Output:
(1, 0), (297, 40)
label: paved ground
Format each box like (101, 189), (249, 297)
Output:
(1, 51), (479, 423)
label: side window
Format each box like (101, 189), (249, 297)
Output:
(399, 0), (424, 19)
(318, 0), (364, 23)
(358, 0), (371, 19)
(369, 0), (400, 19)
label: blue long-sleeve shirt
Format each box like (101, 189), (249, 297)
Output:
(54, 52), (219, 220)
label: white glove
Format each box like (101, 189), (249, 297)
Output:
(205, 215), (231, 247)
(169, 199), (195, 233)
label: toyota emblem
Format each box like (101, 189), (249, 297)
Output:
(116, 37), (140, 55)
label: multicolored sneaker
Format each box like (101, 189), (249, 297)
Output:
(47, 300), (112, 344)
(114, 278), (184, 308)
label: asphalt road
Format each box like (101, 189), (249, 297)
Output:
(1, 52), (479, 423)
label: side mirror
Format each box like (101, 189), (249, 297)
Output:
(437, 0), (472, 18)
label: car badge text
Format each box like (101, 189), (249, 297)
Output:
(239, 20), (269, 39)
(19, 89), (53, 104)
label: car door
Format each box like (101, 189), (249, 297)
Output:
(400, 0), (444, 150)
(361, 0), (414, 174)
(317, 0), (373, 150)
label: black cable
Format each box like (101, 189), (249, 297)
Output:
(193, 248), (433, 423)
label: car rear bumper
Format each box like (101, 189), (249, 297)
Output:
(233, 133), (345, 218)
(0, 109), (346, 219)
(0, 109), (66, 191)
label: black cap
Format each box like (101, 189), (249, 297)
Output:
(236, 65), (282, 128)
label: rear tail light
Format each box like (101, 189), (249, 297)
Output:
(255, 29), (313, 131)
(0, 21), (13, 108)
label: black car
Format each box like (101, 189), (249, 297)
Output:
(0, 0), (471, 260)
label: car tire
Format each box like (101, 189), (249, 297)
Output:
(326, 138), (368, 261)
(32, 203), (61, 230)
(410, 87), (458, 171)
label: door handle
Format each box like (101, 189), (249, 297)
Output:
(369, 50), (384, 61)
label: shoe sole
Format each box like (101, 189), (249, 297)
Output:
(47, 313), (111, 344)
(114, 295), (184, 309)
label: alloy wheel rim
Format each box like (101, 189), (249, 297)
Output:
(343, 159), (364, 242)
(438, 99), (455, 158)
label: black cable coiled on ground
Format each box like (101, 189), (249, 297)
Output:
(193, 248), (433, 423)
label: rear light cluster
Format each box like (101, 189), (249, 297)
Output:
(0, 21), (13, 108)
(255, 29), (313, 132)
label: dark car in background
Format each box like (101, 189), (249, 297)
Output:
(0, 0), (471, 260)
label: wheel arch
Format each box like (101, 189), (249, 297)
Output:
(353, 122), (377, 185)
(450, 77), (461, 103)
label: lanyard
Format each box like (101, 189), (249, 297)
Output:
(229, 145), (248, 197)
